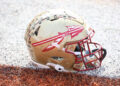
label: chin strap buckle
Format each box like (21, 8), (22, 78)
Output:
(46, 63), (68, 72)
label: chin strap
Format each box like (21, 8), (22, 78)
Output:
(46, 63), (68, 72)
(100, 48), (107, 61)
(91, 48), (107, 62)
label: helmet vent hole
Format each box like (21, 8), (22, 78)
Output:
(34, 26), (40, 36)
(50, 15), (58, 21)
(51, 56), (63, 61)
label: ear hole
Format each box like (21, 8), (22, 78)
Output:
(58, 68), (61, 70)
(74, 44), (80, 51)
(74, 44), (84, 52)
(51, 56), (64, 61)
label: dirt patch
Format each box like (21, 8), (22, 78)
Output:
(0, 65), (119, 86)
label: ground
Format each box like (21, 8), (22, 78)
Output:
(0, 0), (120, 84)
(0, 65), (120, 86)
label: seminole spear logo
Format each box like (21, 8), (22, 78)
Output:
(32, 25), (84, 52)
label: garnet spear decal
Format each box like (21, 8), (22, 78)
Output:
(32, 25), (84, 51)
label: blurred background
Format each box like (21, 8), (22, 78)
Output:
(0, 0), (120, 78)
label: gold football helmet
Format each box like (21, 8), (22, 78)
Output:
(25, 9), (107, 72)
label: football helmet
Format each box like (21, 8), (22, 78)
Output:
(25, 9), (107, 72)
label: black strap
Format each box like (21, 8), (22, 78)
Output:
(99, 48), (107, 61)
(92, 48), (107, 62)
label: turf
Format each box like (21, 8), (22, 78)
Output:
(0, 65), (119, 86)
